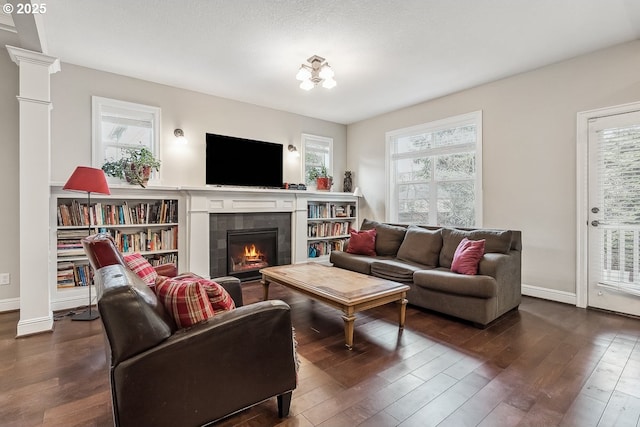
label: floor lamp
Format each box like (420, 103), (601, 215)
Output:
(63, 166), (111, 321)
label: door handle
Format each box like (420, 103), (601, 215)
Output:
(591, 220), (599, 227)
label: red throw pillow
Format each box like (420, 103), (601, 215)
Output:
(198, 279), (236, 314)
(451, 238), (486, 275)
(346, 228), (377, 256)
(123, 253), (158, 286)
(155, 276), (216, 328)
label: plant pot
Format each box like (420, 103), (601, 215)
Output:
(125, 165), (151, 188)
(316, 177), (331, 191)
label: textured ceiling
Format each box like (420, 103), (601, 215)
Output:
(39, 0), (640, 124)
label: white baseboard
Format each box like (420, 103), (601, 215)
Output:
(522, 283), (577, 305)
(51, 295), (92, 312)
(16, 314), (54, 337)
(0, 297), (20, 312)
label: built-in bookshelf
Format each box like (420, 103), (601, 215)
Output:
(55, 198), (179, 289)
(306, 199), (358, 261)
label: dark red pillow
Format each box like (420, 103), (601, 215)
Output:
(451, 238), (485, 275)
(346, 228), (377, 256)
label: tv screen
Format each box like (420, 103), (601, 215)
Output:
(206, 133), (283, 188)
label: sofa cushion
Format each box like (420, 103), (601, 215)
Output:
(346, 228), (377, 256)
(123, 253), (158, 286)
(396, 225), (442, 267)
(451, 238), (485, 275)
(371, 259), (431, 283)
(155, 276), (216, 328)
(413, 268), (497, 298)
(440, 228), (512, 268)
(330, 250), (387, 275)
(361, 219), (407, 256)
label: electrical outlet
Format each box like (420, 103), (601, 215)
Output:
(0, 273), (10, 285)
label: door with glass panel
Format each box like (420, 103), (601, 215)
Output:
(588, 111), (640, 316)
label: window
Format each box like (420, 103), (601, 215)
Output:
(92, 96), (161, 183)
(302, 133), (333, 186)
(386, 111), (482, 227)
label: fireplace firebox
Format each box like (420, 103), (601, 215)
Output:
(227, 228), (278, 281)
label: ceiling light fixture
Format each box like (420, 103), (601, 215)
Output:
(296, 55), (336, 91)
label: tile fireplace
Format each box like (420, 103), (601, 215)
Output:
(210, 212), (291, 281)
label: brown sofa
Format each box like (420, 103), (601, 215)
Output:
(330, 219), (522, 326)
(82, 233), (297, 427)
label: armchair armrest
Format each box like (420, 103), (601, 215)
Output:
(111, 300), (296, 427)
(213, 275), (243, 307)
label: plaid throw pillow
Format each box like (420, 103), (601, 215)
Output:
(155, 276), (215, 328)
(199, 279), (236, 314)
(123, 253), (158, 286)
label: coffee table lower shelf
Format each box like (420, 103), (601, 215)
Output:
(261, 263), (409, 350)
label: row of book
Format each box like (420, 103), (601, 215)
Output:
(57, 229), (90, 257)
(307, 203), (356, 219)
(57, 226), (178, 258)
(307, 239), (348, 258)
(307, 221), (351, 238)
(57, 261), (93, 288)
(110, 227), (178, 253)
(57, 252), (178, 289)
(57, 199), (178, 227)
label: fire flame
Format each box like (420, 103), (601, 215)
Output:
(244, 244), (260, 257)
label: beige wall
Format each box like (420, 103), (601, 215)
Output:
(50, 64), (347, 187)
(347, 40), (640, 296)
(0, 35), (20, 304)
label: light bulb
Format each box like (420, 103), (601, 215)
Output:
(296, 66), (311, 81)
(300, 79), (314, 91)
(319, 64), (334, 79)
(322, 78), (337, 89)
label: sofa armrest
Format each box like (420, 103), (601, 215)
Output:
(478, 250), (522, 313)
(477, 253), (511, 278)
(111, 300), (297, 427)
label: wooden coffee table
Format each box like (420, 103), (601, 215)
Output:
(261, 263), (409, 349)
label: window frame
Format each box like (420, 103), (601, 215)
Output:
(385, 111), (483, 226)
(92, 96), (162, 185)
(301, 133), (333, 186)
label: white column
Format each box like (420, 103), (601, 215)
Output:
(7, 46), (60, 336)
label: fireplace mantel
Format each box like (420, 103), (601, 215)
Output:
(183, 187), (358, 278)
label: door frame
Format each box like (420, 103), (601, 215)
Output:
(576, 100), (640, 309)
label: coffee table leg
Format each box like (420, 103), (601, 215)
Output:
(262, 279), (270, 301)
(341, 314), (356, 350)
(398, 296), (408, 328)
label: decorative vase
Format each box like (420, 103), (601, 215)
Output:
(316, 177), (331, 191)
(343, 171), (353, 193)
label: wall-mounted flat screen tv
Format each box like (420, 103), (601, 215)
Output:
(206, 133), (283, 188)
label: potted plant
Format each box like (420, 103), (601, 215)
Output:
(307, 165), (333, 191)
(102, 146), (161, 188)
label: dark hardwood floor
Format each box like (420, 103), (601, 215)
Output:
(2, 282), (640, 426)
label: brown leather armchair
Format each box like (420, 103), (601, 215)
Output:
(82, 233), (297, 427)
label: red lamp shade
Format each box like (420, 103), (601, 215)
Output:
(63, 166), (111, 195)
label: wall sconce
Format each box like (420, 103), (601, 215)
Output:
(174, 129), (188, 145)
(288, 144), (300, 158)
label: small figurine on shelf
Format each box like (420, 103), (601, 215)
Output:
(343, 171), (353, 193)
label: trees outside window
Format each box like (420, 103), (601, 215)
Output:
(386, 111), (482, 227)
